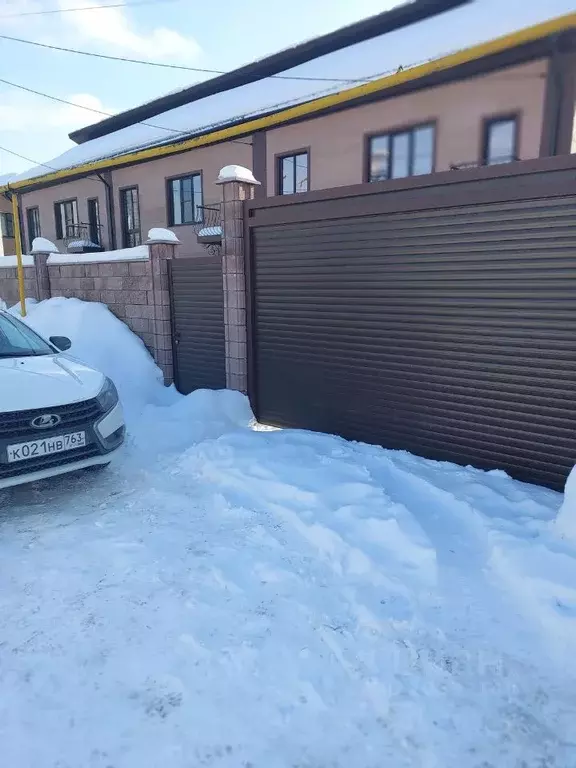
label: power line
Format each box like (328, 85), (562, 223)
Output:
(0, 144), (56, 171)
(0, 144), (108, 189)
(0, 0), (177, 18)
(0, 76), (185, 134)
(0, 76), (253, 148)
(0, 34), (363, 83)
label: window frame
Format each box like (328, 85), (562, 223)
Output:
(54, 198), (78, 240)
(364, 121), (437, 183)
(481, 113), (520, 166)
(0, 211), (15, 239)
(26, 206), (41, 247)
(87, 197), (101, 245)
(166, 171), (204, 227)
(276, 148), (310, 195)
(119, 185), (142, 248)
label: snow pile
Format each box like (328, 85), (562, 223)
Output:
(146, 227), (180, 243)
(217, 165), (260, 184)
(12, 297), (170, 419)
(131, 387), (253, 456)
(553, 465), (576, 542)
(31, 237), (58, 254)
(2, 403), (576, 766)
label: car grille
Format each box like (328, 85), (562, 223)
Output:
(0, 398), (102, 440)
(0, 444), (102, 480)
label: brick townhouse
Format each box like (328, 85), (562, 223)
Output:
(2, 0), (575, 258)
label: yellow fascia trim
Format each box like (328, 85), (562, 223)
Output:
(5, 11), (576, 192)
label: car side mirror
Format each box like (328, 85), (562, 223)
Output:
(50, 336), (72, 352)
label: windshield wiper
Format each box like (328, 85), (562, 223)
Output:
(0, 351), (47, 358)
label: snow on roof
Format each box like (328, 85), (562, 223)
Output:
(10, 1), (576, 186)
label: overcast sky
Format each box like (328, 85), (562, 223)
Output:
(0, 0), (574, 175)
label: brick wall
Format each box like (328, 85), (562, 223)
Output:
(47, 260), (155, 351)
(0, 265), (39, 307)
(0, 239), (177, 384)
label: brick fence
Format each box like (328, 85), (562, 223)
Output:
(47, 258), (156, 352)
(0, 166), (260, 395)
(0, 232), (178, 384)
(0, 259), (43, 307)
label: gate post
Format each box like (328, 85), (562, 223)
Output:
(31, 237), (57, 301)
(146, 228), (180, 385)
(216, 165), (260, 393)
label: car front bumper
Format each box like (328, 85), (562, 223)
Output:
(0, 401), (125, 490)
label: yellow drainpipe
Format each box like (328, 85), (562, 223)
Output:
(10, 191), (27, 317)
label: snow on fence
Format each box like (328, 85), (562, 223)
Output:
(0, 230), (179, 382)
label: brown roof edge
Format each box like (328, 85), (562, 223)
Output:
(69, 0), (471, 145)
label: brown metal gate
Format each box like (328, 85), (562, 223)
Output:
(169, 256), (226, 394)
(246, 158), (576, 489)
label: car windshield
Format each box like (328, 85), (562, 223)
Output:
(0, 312), (54, 358)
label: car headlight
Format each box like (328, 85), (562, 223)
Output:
(96, 377), (119, 413)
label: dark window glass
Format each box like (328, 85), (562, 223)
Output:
(26, 207), (41, 245)
(54, 199), (78, 240)
(369, 124), (435, 182)
(0, 212), (15, 239)
(120, 187), (141, 248)
(484, 117), (517, 165)
(87, 198), (100, 245)
(278, 152), (309, 195)
(168, 174), (203, 225)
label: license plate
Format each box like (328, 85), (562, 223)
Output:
(7, 432), (86, 463)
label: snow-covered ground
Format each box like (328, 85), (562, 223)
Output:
(2, 298), (576, 768)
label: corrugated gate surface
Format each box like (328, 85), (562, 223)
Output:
(169, 256), (226, 394)
(247, 160), (576, 490)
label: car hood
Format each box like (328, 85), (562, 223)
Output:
(0, 355), (104, 413)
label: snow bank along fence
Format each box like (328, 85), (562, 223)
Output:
(0, 229), (177, 383)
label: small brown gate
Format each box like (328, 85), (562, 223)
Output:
(169, 256), (226, 394)
(246, 158), (576, 490)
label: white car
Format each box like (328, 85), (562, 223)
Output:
(0, 309), (125, 490)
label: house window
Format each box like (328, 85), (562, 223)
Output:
(120, 187), (141, 248)
(483, 116), (517, 165)
(54, 199), (78, 240)
(368, 124), (435, 182)
(87, 198), (101, 245)
(26, 207), (41, 246)
(278, 151), (309, 195)
(0, 212), (14, 239)
(168, 174), (203, 225)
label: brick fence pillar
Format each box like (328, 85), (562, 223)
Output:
(31, 238), (58, 301)
(216, 165), (260, 393)
(146, 230), (180, 385)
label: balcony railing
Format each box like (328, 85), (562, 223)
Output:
(193, 204), (222, 256)
(64, 223), (104, 252)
